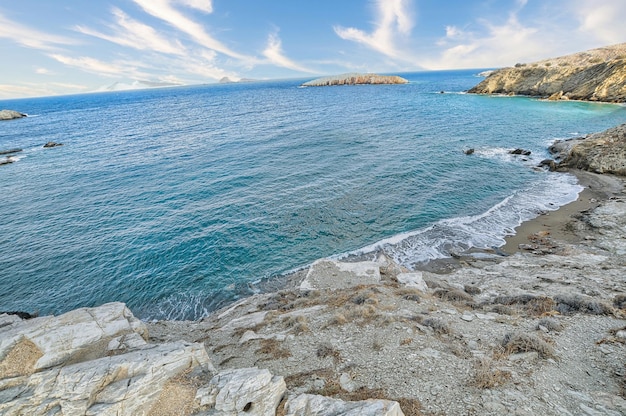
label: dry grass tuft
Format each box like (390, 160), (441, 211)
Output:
(434, 288), (474, 304)
(613, 294), (626, 310)
(400, 337), (413, 346)
(316, 344), (341, 363)
(282, 315), (310, 334)
(537, 317), (563, 332)
(554, 294), (613, 315)
(395, 287), (422, 302)
(492, 294), (555, 316)
(421, 317), (452, 335)
(491, 304), (515, 315)
(255, 339), (292, 359)
(469, 358), (512, 388)
(501, 332), (555, 358)
(147, 369), (206, 416)
(464, 284), (482, 295)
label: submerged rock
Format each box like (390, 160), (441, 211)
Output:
(0, 110), (26, 121)
(302, 73), (408, 87)
(43, 142), (63, 148)
(509, 148), (531, 156)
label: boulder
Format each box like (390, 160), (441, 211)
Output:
(553, 124), (626, 175)
(43, 142), (63, 148)
(396, 272), (428, 292)
(538, 159), (557, 171)
(0, 341), (212, 416)
(283, 394), (405, 416)
(464, 148), (475, 155)
(0, 110), (26, 121)
(300, 259), (381, 291)
(197, 367), (286, 415)
(0, 302), (148, 373)
(509, 148), (531, 156)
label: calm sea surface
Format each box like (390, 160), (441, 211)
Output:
(1, 70), (625, 320)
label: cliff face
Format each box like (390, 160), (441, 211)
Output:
(468, 43), (626, 102)
(302, 73), (408, 87)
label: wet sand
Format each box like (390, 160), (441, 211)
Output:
(502, 169), (624, 254)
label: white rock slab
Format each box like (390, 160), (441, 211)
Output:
(200, 367), (286, 415)
(0, 341), (213, 416)
(300, 259), (381, 291)
(0, 302), (148, 371)
(397, 272), (428, 292)
(284, 394), (405, 416)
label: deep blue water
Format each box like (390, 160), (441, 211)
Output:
(1, 70), (625, 320)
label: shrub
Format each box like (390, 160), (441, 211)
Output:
(469, 358), (512, 388)
(554, 294), (613, 315)
(501, 332), (554, 358)
(537, 317), (563, 332)
(422, 317), (452, 335)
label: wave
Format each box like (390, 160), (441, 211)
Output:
(347, 171), (582, 268)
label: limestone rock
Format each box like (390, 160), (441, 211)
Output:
(0, 341), (212, 416)
(284, 394), (405, 416)
(0, 302), (148, 373)
(397, 272), (428, 292)
(0, 110), (26, 121)
(300, 259), (381, 290)
(468, 43), (626, 103)
(200, 367), (286, 415)
(551, 124), (626, 175)
(302, 73), (408, 87)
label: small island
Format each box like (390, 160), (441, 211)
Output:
(0, 110), (26, 121)
(302, 73), (408, 87)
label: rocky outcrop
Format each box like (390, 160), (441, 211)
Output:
(302, 73), (408, 87)
(549, 123), (626, 175)
(1, 302), (410, 415)
(0, 110), (26, 121)
(43, 142), (63, 148)
(283, 394), (405, 416)
(468, 43), (626, 102)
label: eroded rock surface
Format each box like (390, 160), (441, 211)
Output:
(468, 43), (626, 102)
(0, 110), (26, 121)
(302, 73), (408, 87)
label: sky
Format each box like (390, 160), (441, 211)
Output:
(1, 0), (625, 99)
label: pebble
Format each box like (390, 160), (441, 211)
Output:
(461, 313), (474, 322)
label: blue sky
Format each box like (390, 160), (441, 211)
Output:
(1, 0), (625, 98)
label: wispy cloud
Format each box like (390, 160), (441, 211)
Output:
(0, 12), (76, 51)
(425, 4), (543, 69)
(131, 0), (252, 61)
(48, 54), (150, 78)
(262, 32), (315, 73)
(75, 8), (185, 55)
(0, 82), (87, 99)
(334, 0), (414, 59)
(572, 0), (626, 45)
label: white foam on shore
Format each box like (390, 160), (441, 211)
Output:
(348, 172), (583, 268)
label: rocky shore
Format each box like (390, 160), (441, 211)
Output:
(2, 124), (626, 415)
(468, 43), (626, 102)
(302, 73), (408, 87)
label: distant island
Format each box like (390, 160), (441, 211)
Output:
(302, 73), (409, 87)
(468, 43), (626, 102)
(219, 77), (258, 84)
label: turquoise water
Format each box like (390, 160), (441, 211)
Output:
(1, 70), (625, 320)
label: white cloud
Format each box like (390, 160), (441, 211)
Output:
(75, 8), (185, 55)
(131, 0), (252, 61)
(572, 0), (626, 45)
(425, 6), (544, 69)
(48, 54), (149, 78)
(35, 67), (52, 75)
(262, 32), (315, 73)
(0, 12), (76, 51)
(334, 0), (414, 59)
(177, 0), (213, 13)
(0, 82), (87, 99)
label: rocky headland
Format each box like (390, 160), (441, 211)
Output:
(468, 43), (626, 102)
(0, 110), (26, 121)
(1, 122), (626, 415)
(302, 73), (408, 87)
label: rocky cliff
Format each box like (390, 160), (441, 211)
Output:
(468, 43), (626, 102)
(550, 123), (626, 175)
(302, 73), (408, 87)
(0, 110), (26, 121)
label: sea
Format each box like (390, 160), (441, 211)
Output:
(1, 70), (625, 321)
